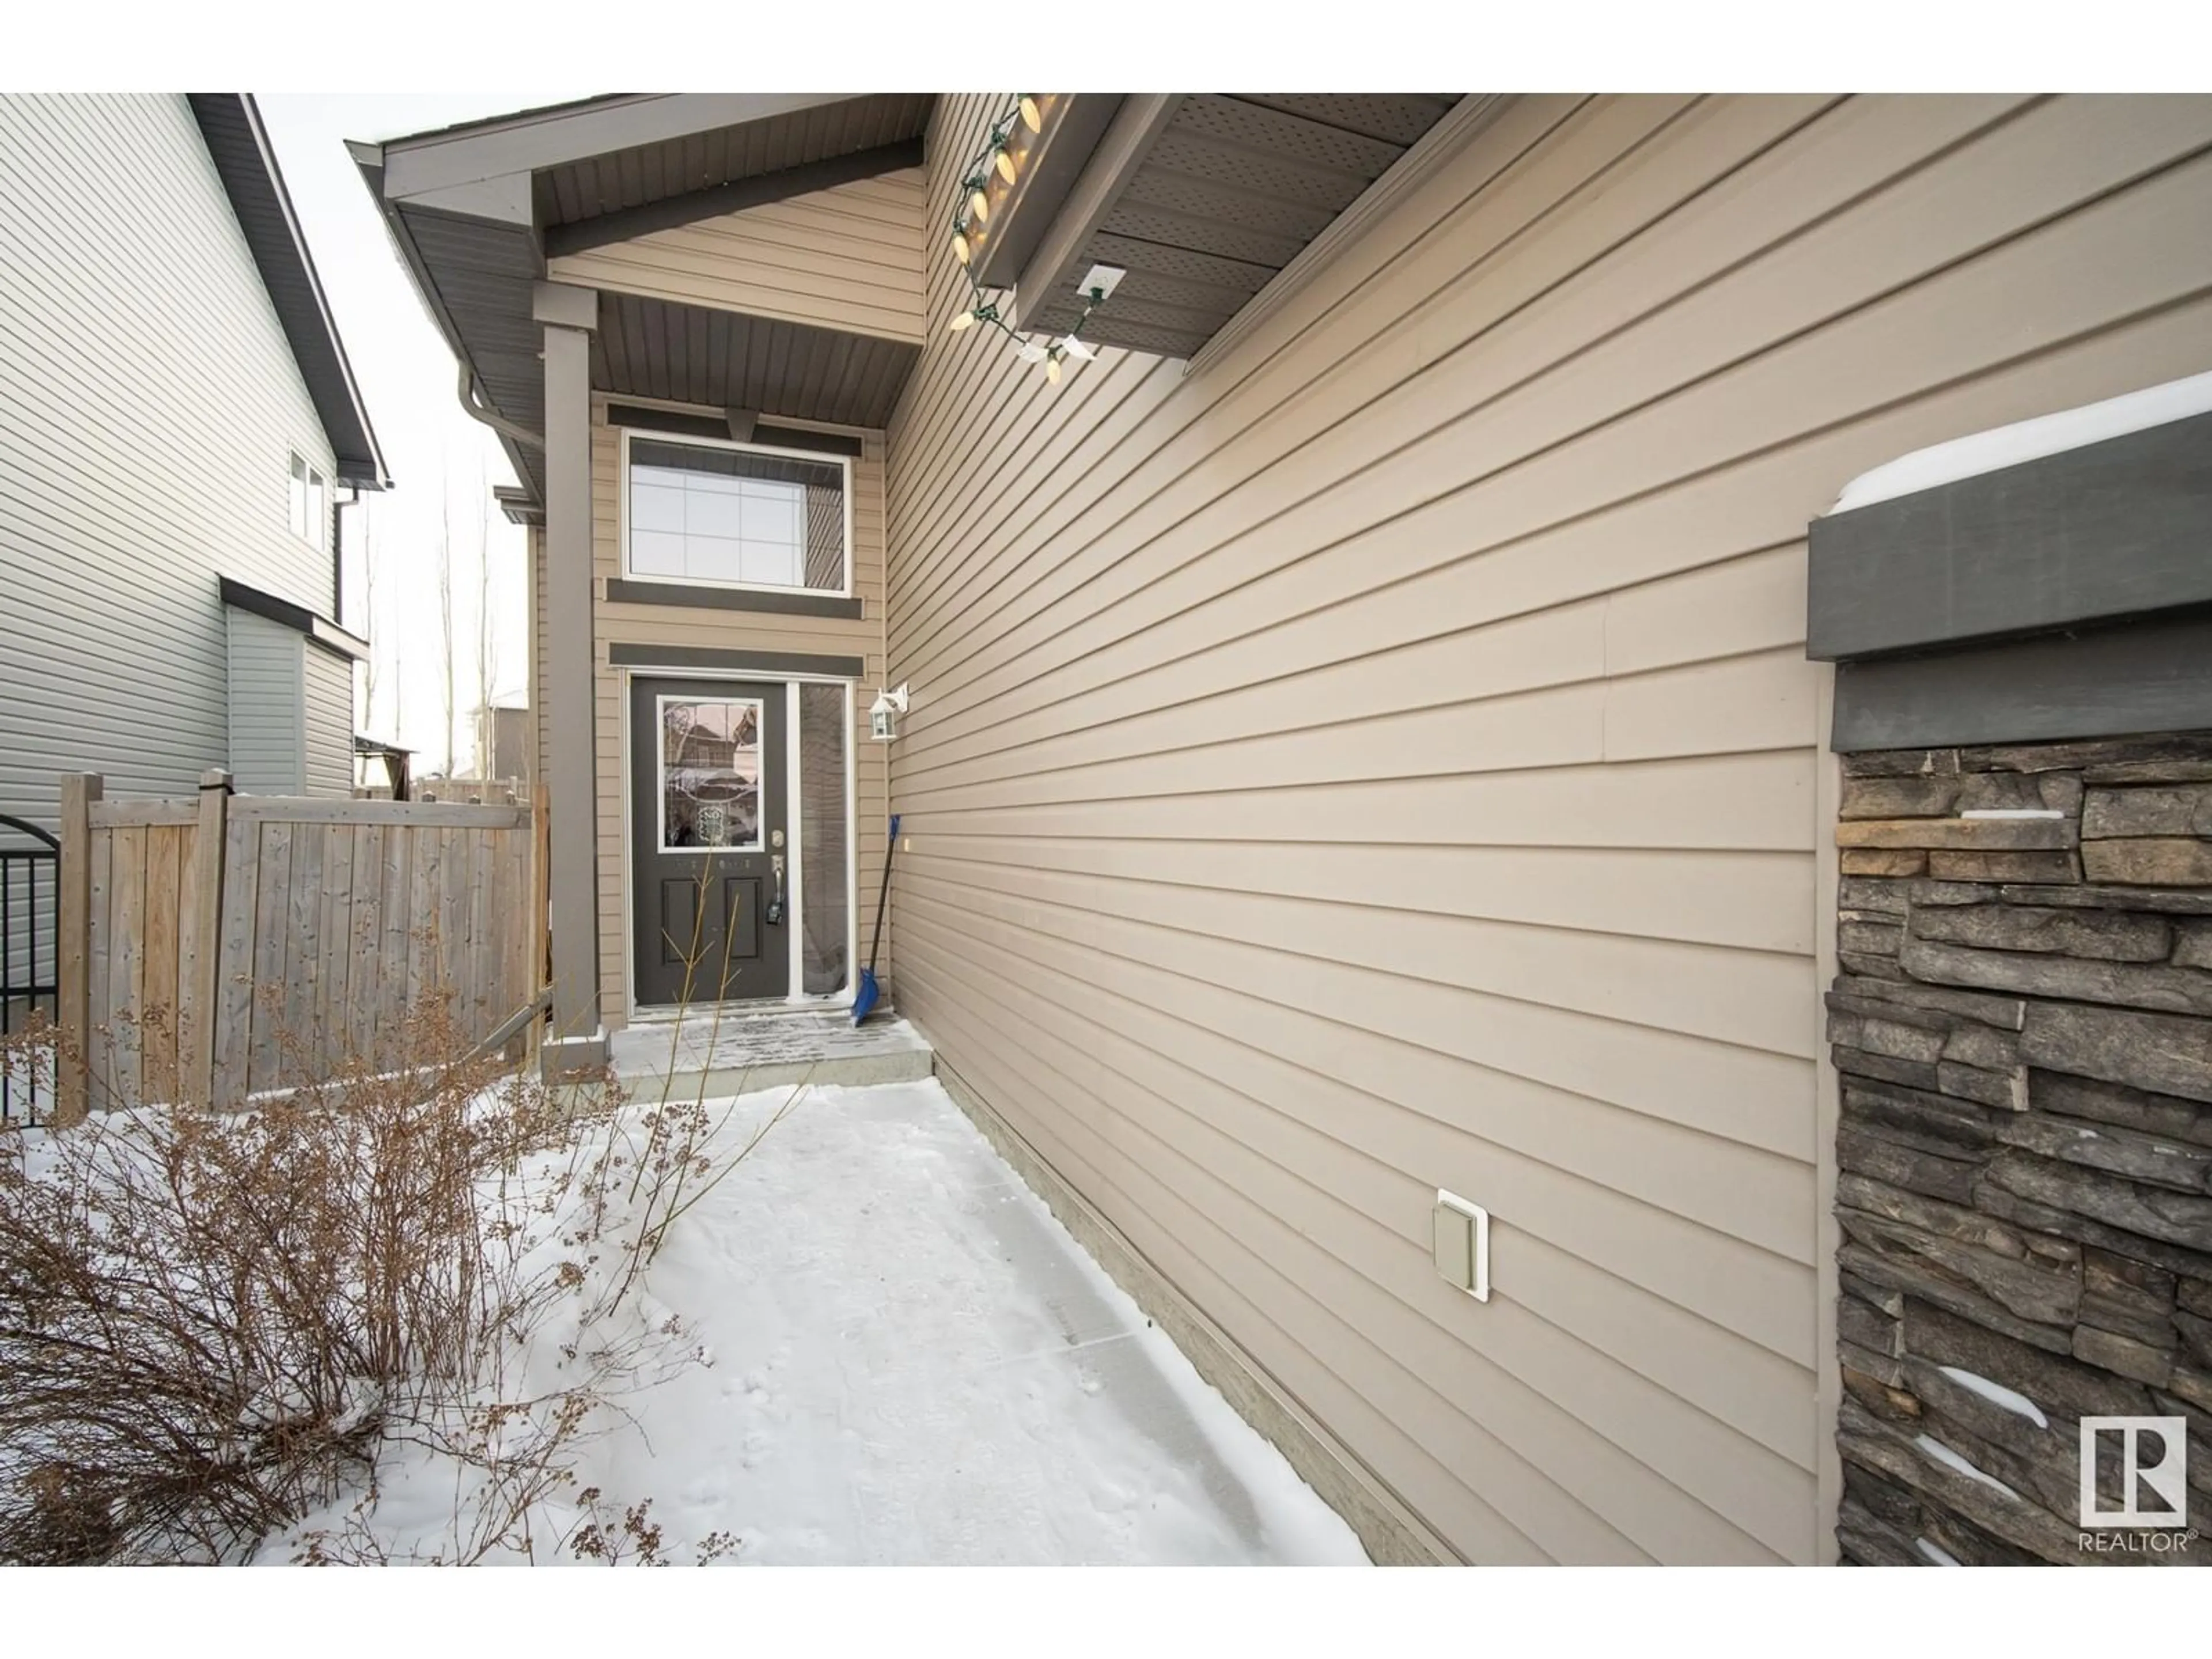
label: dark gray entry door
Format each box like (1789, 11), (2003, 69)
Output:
(631, 677), (790, 1007)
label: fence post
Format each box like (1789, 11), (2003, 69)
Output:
(55, 773), (100, 1126)
(182, 769), (230, 1109)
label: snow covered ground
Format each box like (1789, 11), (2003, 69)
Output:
(275, 1078), (1368, 1566)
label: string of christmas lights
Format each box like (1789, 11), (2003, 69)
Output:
(946, 96), (1111, 384)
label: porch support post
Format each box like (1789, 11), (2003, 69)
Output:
(535, 281), (607, 1076)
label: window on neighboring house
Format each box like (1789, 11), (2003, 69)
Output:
(289, 450), (328, 550)
(623, 433), (850, 594)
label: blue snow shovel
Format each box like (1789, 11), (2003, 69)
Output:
(852, 813), (900, 1026)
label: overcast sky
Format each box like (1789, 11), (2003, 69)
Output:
(258, 94), (589, 776)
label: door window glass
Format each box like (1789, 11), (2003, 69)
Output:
(659, 698), (763, 851)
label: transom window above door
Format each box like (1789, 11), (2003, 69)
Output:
(624, 434), (850, 594)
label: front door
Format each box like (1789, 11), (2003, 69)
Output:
(631, 677), (790, 1007)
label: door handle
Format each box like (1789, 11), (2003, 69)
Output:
(766, 853), (786, 926)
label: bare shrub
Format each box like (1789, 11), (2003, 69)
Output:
(0, 1003), (547, 1560)
(3, 855), (813, 1566)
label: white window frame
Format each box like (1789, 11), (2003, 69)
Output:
(619, 669), (860, 1017)
(619, 426), (855, 599)
(654, 692), (767, 855)
(289, 450), (329, 552)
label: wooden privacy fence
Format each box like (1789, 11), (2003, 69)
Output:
(55, 771), (548, 1122)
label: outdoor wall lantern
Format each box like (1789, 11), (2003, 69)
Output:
(869, 684), (910, 743)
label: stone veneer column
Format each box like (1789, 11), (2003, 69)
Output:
(1830, 731), (2212, 1565)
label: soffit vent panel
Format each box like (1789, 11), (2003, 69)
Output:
(1022, 92), (1461, 360)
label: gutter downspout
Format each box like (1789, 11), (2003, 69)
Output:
(333, 484), (355, 628)
(459, 367), (546, 450)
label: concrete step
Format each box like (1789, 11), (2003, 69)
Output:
(608, 1008), (933, 1098)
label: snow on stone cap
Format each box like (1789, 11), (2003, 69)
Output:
(1827, 368), (2212, 516)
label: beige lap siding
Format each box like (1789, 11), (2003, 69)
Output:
(548, 171), (927, 346)
(589, 411), (889, 1030)
(884, 92), (2212, 1563)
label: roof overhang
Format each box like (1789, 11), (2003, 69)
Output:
(968, 94), (1497, 365)
(493, 486), (543, 528)
(221, 574), (370, 661)
(594, 294), (916, 429)
(352, 93), (935, 505)
(190, 94), (390, 489)
(375, 94), (862, 204)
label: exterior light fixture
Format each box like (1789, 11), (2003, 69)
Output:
(869, 683), (910, 743)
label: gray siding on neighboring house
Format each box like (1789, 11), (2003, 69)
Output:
(885, 94), (2212, 1563)
(225, 607), (306, 794)
(0, 93), (342, 831)
(302, 644), (355, 797)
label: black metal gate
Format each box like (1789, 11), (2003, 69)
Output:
(1, 813), (59, 1124)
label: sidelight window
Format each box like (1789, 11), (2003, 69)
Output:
(798, 682), (850, 995)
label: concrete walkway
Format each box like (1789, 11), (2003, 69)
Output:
(608, 1009), (934, 1095)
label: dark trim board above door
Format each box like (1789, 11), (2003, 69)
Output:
(604, 403), (867, 457)
(609, 643), (866, 679)
(604, 579), (865, 620)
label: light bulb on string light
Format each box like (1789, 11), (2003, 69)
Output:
(968, 182), (990, 224)
(951, 225), (971, 265)
(1020, 95), (1042, 133)
(995, 147), (1017, 184)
